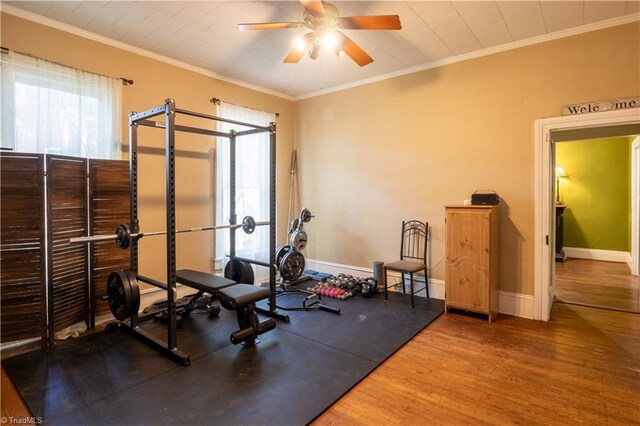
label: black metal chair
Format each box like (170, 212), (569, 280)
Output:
(384, 220), (429, 308)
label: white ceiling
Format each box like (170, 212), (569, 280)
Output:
(4, 1), (639, 98)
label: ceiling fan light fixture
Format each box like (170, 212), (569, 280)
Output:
(294, 36), (308, 52)
(309, 42), (321, 60)
(238, 0), (402, 67)
(321, 32), (339, 50)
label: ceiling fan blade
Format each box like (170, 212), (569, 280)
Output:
(284, 48), (306, 64)
(334, 31), (373, 67)
(300, 0), (325, 16)
(238, 22), (304, 31)
(338, 15), (402, 30)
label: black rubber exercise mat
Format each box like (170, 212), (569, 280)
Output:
(268, 291), (444, 363)
(3, 293), (443, 425)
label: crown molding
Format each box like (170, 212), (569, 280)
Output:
(0, 4), (296, 102)
(296, 13), (640, 100)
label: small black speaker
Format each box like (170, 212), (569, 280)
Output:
(471, 191), (500, 205)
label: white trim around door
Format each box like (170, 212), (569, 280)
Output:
(632, 136), (639, 277)
(534, 108), (640, 321)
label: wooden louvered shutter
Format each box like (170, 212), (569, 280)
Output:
(88, 159), (130, 321)
(46, 155), (89, 342)
(0, 153), (47, 346)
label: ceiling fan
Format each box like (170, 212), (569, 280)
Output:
(238, 0), (402, 67)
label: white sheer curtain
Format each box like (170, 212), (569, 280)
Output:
(216, 103), (274, 276)
(1, 50), (122, 159)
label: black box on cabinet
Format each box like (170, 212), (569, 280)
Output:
(471, 191), (500, 205)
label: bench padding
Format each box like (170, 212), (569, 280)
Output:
(218, 284), (270, 310)
(176, 269), (236, 293)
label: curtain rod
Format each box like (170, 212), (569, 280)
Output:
(1, 46), (134, 86)
(210, 97), (279, 118)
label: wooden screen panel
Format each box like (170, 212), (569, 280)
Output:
(0, 153), (47, 345)
(89, 159), (130, 318)
(47, 155), (88, 338)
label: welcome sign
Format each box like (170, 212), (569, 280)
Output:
(562, 97), (639, 115)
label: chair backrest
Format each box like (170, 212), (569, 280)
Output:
(400, 220), (428, 264)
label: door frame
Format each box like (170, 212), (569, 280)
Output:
(534, 108), (640, 321)
(632, 136), (639, 277)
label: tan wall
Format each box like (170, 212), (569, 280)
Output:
(295, 22), (640, 295)
(1, 13), (295, 283)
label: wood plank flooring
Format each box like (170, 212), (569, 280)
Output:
(2, 303), (639, 425)
(315, 303), (639, 425)
(555, 258), (639, 312)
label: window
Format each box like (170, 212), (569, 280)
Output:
(1, 51), (121, 159)
(216, 103), (274, 275)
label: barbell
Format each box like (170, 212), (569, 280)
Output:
(68, 215), (267, 248)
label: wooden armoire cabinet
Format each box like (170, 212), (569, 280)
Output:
(444, 205), (499, 322)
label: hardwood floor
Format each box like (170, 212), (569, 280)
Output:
(555, 258), (639, 312)
(1, 365), (32, 422)
(315, 303), (639, 425)
(2, 304), (638, 425)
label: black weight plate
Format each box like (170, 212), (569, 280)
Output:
(242, 216), (256, 234)
(239, 261), (255, 284)
(275, 244), (291, 267)
(279, 250), (305, 282)
(115, 224), (130, 249)
(124, 269), (141, 314)
(224, 259), (255, 284)
(107, 270), (132, 320)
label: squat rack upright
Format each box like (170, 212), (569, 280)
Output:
(125, 99), (287, 365)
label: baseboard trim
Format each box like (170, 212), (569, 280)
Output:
(140, 283), (195, 311)
(498, 291), (535, 319)
(305, 258), (374, 275)
(305, 258), (444, 299)
(305, 259), (534, 319)
(564, 247), (631, 264)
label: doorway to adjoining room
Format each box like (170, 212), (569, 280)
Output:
(553, 135), (639, 313)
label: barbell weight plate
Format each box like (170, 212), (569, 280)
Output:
(239, 261), (255, 284)
(279, 250), (305, 282)
(223, 260), (234, 281)
(107, 270), (133, 321)
(290, 229), (308, 251)
(242, 216), (256, 234)
(289, 217), (301, 234)
(275, 244), (292, 267)
(116, 224), (130, 249)
(124, 269), (141, 314)
(224, 259), (255, 284)
(299, 207), (313, 223)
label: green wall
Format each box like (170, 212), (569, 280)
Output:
(556, 137), (631, 252)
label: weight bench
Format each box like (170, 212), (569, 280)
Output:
(177, 269), (276, 346)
